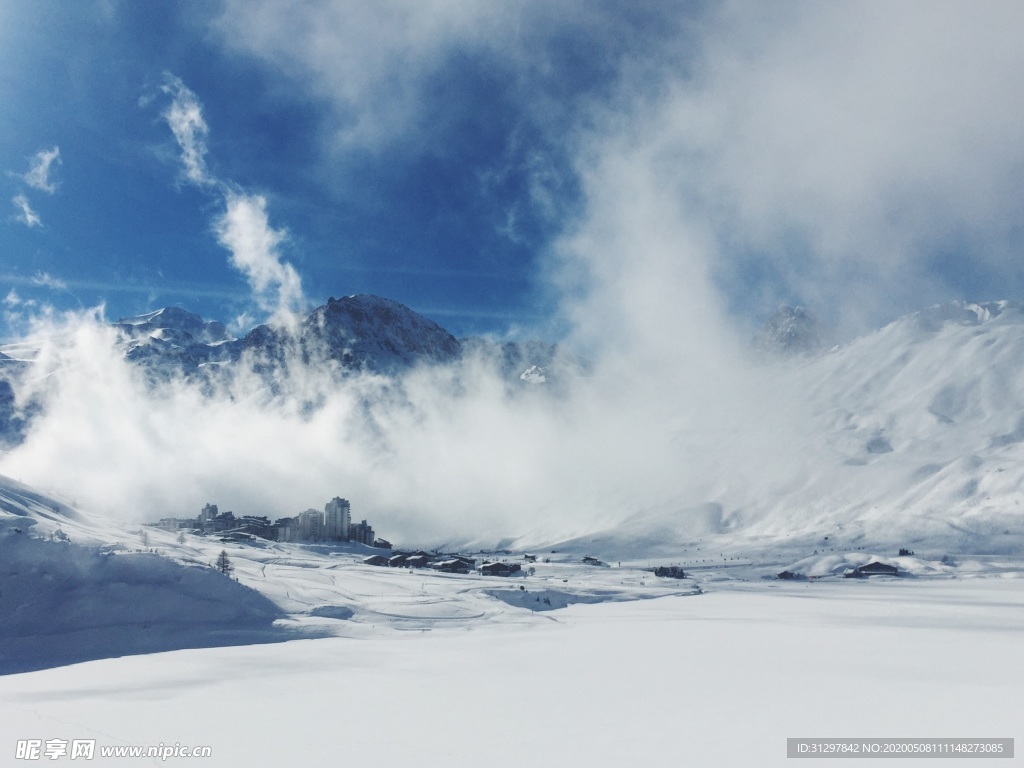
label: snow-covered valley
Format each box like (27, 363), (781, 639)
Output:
(2, 299), (1024, 764)
(2, 471), (1021, 765)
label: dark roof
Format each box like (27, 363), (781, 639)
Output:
(480, 561), (521, 575)
(856, 561), (898, 574)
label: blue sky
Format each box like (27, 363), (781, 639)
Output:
(3, 1), (1024, 344)
(0, 1), (679, 339)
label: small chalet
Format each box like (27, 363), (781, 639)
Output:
(363, 554), (389, 567)
(432, 559), (470, 574)
(219, 531), (256, 542)
(405, 555), (431, 568)
(845, 562), (899, 578)
(388, 554), (408, 567)
(480, 562), (521, 577)
(581, 556), (606, 567)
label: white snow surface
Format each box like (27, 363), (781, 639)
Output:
(2, 472), (1022, 765)
(560, 300), (1024, 558)
(1, 578), (1019, 766)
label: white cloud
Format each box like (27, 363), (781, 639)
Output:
(213, 0), (502, 150)
(20, 146), (61, 194)
(620, 0), (1024, 332)
(30, 272), (68, 291)
(211, 0), (643, 154)
(157, 74), (307, 326)
(11, 194), (41, 228)
(214, 193), (305, 328)
(160, 74), (216, 187)
(212, 1), (1024, 336)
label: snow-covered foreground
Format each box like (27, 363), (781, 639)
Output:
(2, 475), (1021, 765)
(2, 578), (1020, 767)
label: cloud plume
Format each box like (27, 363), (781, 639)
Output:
(158, 74), (307, 326)
(160, 75), (215, 187)
(214, 193), (305, 328)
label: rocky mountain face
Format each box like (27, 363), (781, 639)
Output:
(0, 354), (34, 449)
(300, 295), (461, 372)
(0, 294), (582, 448)
(107, 294), (578, 385)
(756, 305), (828, 354)
(115, 307), (236, 376)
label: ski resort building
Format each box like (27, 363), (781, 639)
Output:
(324, 497), (351, 540)
(480, 562), (521, 577)
(349, 519), (374, 546)
(298, 508), (325, 541)
(156, 497), (383, 546)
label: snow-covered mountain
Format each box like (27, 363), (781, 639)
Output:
(755, 304), (828, 354)
(2, 297), (1024, 556)
(0, 352), (33, 449)
(110, 294), (570, 381)
(297, 294), (461, 372)
(115, 306), (236, 375)
(571, 300), (1024, 558)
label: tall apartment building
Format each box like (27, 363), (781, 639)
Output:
(324, 497), (351, 541)
(298, 508), (325, 541)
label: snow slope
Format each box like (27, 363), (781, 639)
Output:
(0, 579), (1019, 767)
(569, 301), (1024, 559)
(0, 477), (296, 674)
(762, 301), (1024, 543)
(0, 473), (699, 673)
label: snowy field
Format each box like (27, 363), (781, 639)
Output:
(3, 563), (1022, 765)
(2, 579), (1021, 767)
(2, 476), (1022, 766)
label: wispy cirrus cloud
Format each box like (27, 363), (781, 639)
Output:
(30, 272), (68, 291)
(158, 74), (307, 327)
(11, 194), (41, 228)
(8, 146), (61, 228)
(19, 146), (61, 194)
(160, 74), (215, 188)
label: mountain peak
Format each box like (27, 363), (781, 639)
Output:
(302, 294), (461, 372)
(756, 305), (826, 355)
(115, 307), (231, 345)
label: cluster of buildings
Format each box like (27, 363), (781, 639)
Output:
(156, 497), (390, 548)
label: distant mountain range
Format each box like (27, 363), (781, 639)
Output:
(2, 297), (1024, 556)
(113, 294), (579, 382)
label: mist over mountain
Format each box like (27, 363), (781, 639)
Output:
(755, 305), (830, 355)
(1, 297), (1023, 554)
(107, 294), (579, 386)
